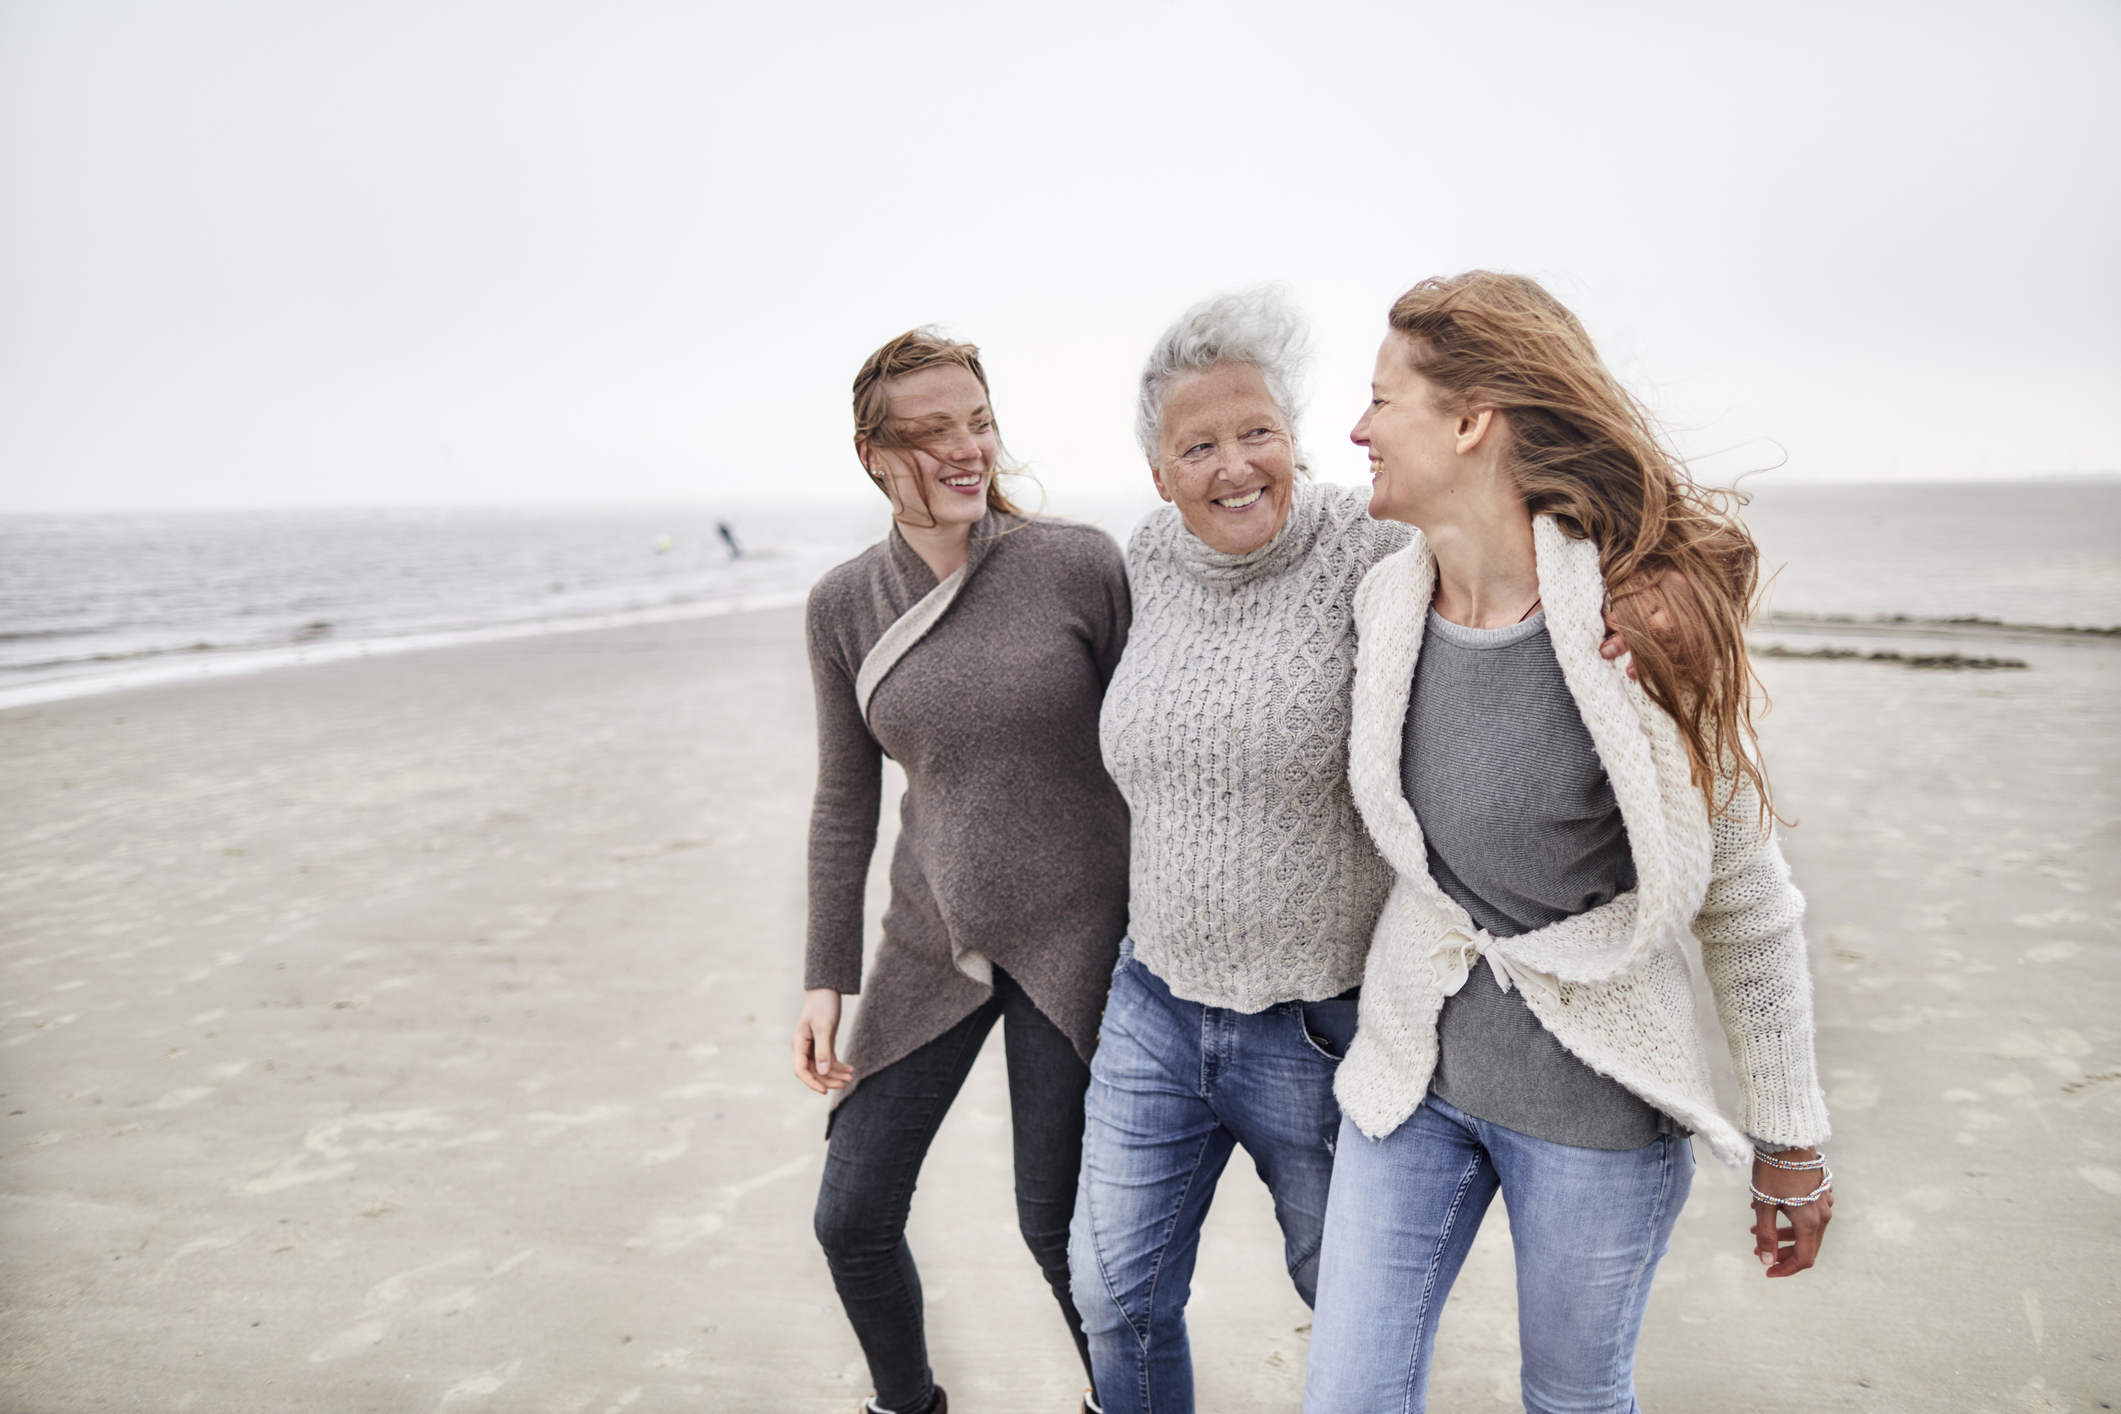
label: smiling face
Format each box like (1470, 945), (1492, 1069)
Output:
(1150, 361), (1298, 555)
(860, 364), (999, 532)
(1353, 332), (1495, 528)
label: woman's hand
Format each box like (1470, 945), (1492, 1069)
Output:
(792, 988), (856, 1095)
(1599, 573), (1681, 678)
(1598, 621), (1637, 676)
(1749, 1147), (1833, 1277)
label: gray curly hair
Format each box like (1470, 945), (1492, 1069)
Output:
(1135, 286), (1314, 473)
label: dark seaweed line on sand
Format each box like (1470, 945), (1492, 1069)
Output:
(1761, 611), (2120, 638)
(1751, 644), (2028, 671)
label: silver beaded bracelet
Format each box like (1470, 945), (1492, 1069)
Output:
(1753, 1147), (1826, 1172)
(1751, 1166), (1833, 1208)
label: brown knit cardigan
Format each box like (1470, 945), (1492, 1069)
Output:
(804, 512), (1132, 1078)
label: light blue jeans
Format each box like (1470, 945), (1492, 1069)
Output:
(1305, 1095), (1693, 1414)
(1069, 942), (1360, 1414)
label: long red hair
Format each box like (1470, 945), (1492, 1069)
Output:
(1389, 271), (1770, 817)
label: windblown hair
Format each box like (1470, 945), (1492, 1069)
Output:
(852, 326), (1024, 521)
(1389, 271), (1771, 818)
(1136, 287), (1314, 473)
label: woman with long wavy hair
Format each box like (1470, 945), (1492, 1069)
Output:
(794, 328), (1128, 1414)
(1304, 272), (1835, 1412)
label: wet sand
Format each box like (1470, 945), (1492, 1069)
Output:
(1, 607), (2115, 1412)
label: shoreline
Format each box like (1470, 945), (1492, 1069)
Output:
(0, 589), (811, 713)
(10, 593), (2103, 718)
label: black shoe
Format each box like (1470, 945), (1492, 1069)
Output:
(859, 1387), (946, 1414)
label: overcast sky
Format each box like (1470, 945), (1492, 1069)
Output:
(1, 0), (2116, 513)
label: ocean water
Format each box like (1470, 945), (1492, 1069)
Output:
(1738, 480), (2121, 629)
(0, 503), (887, 708)
(1, 480), (2113, 710)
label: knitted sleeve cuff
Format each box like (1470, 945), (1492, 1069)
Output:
(1730, 1024), (1833, 1149)
(803, 938), (864, 996)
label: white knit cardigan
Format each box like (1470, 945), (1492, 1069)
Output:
(1332, 516), (1832, 1168)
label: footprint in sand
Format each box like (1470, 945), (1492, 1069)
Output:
(623, 1153), (815, 1257)
(310, 1249), (534, 1365)
(242, 1108), (458, 1194)
(433, 1359), (522, 1409)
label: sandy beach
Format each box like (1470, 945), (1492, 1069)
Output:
(2, 604), (2115, 1412)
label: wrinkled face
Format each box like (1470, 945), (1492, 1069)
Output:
(1352, 332), (1475, 527)
(1150, 362), (1297, 556)
(861, 364), (998, 532)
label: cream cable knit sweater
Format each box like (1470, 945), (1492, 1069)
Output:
(1333, 516), (1832, 1167)
(1101, 481), (1408, 1011)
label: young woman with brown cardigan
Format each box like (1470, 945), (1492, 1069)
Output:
(790, 328), (1129, 1414)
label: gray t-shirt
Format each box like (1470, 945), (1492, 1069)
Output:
(1403, 608), (1672, 1149)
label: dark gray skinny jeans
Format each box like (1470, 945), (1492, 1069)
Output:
(813, 966), (1095, 1410)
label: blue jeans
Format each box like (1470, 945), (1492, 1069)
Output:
(1068, 943), (1359, 1414)
(1305, 1096), (1694, 1414)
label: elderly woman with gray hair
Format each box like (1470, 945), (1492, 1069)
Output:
(1066, 290), (1408, 1413)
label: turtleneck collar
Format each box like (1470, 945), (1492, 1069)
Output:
(1170, 479), (1325, 589)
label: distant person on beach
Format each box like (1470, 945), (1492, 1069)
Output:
(1303, 271), (1834, 1412)
(792, 328), (1129, 1414)
(1072, 289), (1653, 1414)
(716, 520), (743, 558)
